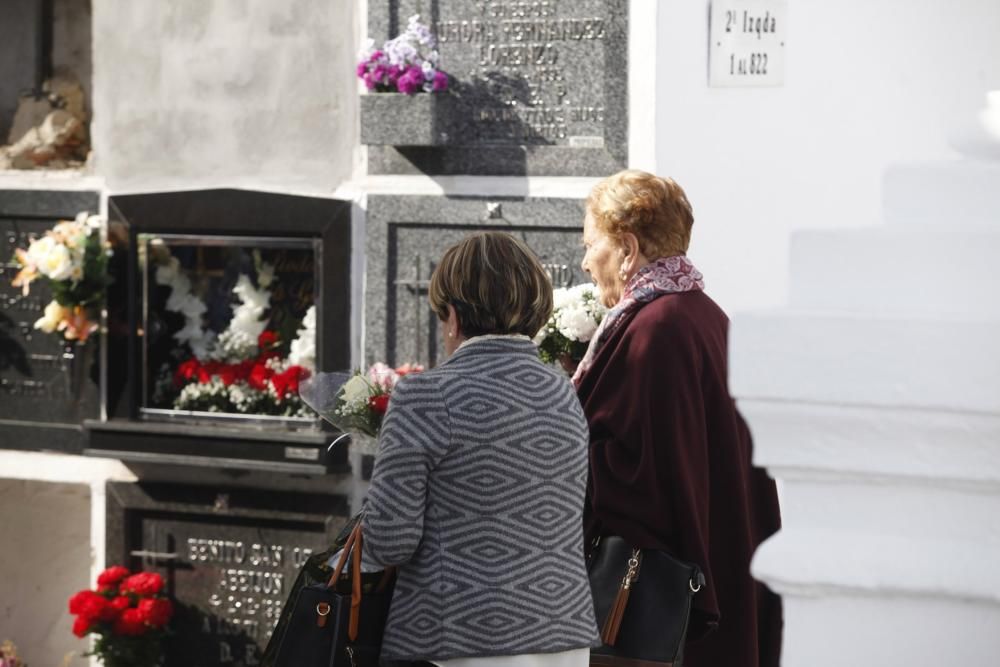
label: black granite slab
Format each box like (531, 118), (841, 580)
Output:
(365, 194), (587, 366)
(0, 189), (100, 453)
(106, 480), (349, 667)
(366, 0), (628, 175)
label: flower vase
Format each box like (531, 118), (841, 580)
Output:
(359, 92), (454, 146)
(62, 338), (95, 408)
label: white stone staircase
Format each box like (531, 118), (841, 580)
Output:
(730, 159), (1000, 666)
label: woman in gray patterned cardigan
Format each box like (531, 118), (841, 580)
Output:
(362, 232), (600, 667)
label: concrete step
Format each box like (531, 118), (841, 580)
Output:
(883, 160), (1000, 229)
(788, 227), (1000, 317)
(730, 310), (1000, 413)
(739, 399), (1000, 486)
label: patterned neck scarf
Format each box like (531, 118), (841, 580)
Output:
(572, 255), (705, 387)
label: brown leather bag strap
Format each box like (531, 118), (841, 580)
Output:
(328, 522), (361, 587)
(348, 527), (363, 642)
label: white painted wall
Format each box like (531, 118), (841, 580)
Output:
(90, 0), (359, 194)
(0, 453), (136, 667)
(0, 479), (92, 667)
(654, 0), (1000, 313)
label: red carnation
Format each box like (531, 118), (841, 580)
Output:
(109, 595), (132, 615)
(258, 330), (280, 352)
(72, 615), (92, 638)
(137, 597), (173, 628)
(112, 608), (148, 636)
(69, 589), (99, 614)
(120, 572), (164, 597)
(218, 365), (238, 386)
(248, 362), (273, 390)
(368, 394), (390, 415)
(174, 359), (202, 388)
(271, 365), (309, 399)
(97, 565), (131, 590)
(68, 590), (115, 621)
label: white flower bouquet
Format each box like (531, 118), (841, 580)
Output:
(11, 212), (109, 342)
(535, 283), (608, 367)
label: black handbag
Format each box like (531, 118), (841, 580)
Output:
(271, 522), (395, 667)
(588, 536), (705, 667)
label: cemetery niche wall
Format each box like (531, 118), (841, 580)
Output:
(366, 195), (586, 367)
(106, 480), (349, 667)
(0, 189), (101, 452)
(85, 189), (354, 474)
(363, 0), (628, 175)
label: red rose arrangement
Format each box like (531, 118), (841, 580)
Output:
(170, 330), (312, 416)
(68, 566), (173, 667)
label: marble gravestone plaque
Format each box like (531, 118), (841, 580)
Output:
(365, 195), (586, 367)
(367, 0), (628, 176)
(0, 190), (101, 452)
(106, 481), (349, 667)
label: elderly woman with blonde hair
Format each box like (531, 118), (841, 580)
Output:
(362, 231), (600, 667)
(575, 170), (783, 667)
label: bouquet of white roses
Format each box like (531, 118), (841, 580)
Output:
(299, 362), (424, 454)
(11, 212), (109, 342)
(535, 283), (608, 367)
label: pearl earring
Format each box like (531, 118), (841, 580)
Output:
(619, 267), (628, 281)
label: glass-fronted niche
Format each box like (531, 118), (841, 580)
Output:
(138, 234), (319, 425)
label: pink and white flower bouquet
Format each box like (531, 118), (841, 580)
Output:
(299, 362), (424, 454)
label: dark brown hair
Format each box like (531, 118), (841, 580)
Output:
(429, 231), (553, 338)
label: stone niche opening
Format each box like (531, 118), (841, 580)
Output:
(0, 0), (93, 171)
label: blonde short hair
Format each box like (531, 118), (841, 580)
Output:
(429, 231), (553, 338)
(586, 169), (694, 258)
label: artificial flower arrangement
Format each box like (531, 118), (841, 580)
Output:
(68, 566), (173, 667)
(299, 362), (424, 454)
(10, 212), (110, 342)
(357, 14), (449, 94)
(148, 244), (316, 419)
(535, 283), (608, 368)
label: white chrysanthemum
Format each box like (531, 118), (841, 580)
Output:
(536, 282), (608, 347)
(556, 304), (599, 342)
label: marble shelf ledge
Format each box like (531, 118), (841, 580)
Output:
(0, 168), (105, 191)
(83, 419), (347, 475)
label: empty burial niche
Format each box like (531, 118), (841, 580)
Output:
(0, 0), (92, 171)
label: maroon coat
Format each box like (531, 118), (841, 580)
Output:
(576, 290), (782, 667)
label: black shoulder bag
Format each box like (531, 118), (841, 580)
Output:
(271, 522), (395, 667)
(588, 536), (705, 667)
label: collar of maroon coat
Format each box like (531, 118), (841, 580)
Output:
(573, 255), (704, 387)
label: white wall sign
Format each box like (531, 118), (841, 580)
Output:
(709, 1), (787, 87)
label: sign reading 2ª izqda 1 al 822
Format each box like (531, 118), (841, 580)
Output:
(709, 0), (787, 87)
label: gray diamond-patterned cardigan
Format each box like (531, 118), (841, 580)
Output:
(361, 337), (600, 661)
